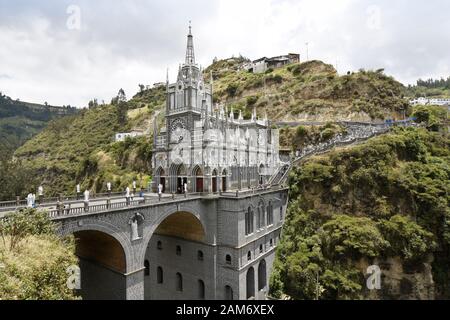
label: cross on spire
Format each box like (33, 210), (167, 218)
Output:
(185, 21), (195, 65)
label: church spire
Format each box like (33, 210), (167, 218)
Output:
(185, 21), (195, 65)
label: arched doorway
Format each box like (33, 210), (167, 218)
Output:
(156, 167), (166, 193)
(144, 211), (207, 300)
(258, 260), (267, 291)
(177, 164), (187, 194)
(73, 230), (127, 300)
(212, 169), (218, 193)
(246, 267), (255, 300)
(222, 169), (227, 192)
(194, 166), (204, 193)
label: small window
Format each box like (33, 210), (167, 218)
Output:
(247, 251), (252, 262)
(198, 250), (204, 261)
(176, 273), (183, 292)
(157, 267), (163, 284)
(259, 244), (264, 254)
(144, 260), (150, 276)
(225, 254), (232, 265)
(176, 245), (182, 256)
(157, 241), (162, 250)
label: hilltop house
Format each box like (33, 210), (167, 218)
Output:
(242, 53), (300, 74)
(115, 129), (146, 142)
(410, 97), (450, 106)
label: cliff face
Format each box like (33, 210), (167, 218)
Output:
(270, 124), (450, 300)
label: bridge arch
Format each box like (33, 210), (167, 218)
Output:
(139, 207), (206, 265)
(140, 207), (208, 300)
(59, 221), (134, 300)
(59, 220), (134, 272)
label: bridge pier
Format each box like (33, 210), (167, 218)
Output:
(125, 268), (145, 300)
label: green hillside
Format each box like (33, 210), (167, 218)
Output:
(14, 88), (163, 196)
(0, 93), (77, 155)
(208, 59), (410, 122)
(406, 77), (450, 98)
(270, 116), (450, 300)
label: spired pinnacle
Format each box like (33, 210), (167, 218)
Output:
(185, 22), (195, 65)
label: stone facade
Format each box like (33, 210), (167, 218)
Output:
(152, 26), (281, 195)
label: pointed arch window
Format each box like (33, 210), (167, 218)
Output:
(176, 273), (183, 292)
(157, 267), (163, 284)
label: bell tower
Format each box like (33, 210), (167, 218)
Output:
(165, 23), (213, 145)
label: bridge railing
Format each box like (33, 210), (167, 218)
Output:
(47, 193), (209, 219)
(0, 191), (138, 211)
(48, 199), (146, 219)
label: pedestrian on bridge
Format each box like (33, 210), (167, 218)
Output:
(126, 186), (131, 206)
(132, 180), (137, 196)
(158, 183), (163, 201)
(27, 193), (33, 208)
(38, 185), (44, 204)
(76, 184), (81, 200)
(107, 182), (112, 196)
(84, 189), (90, 212)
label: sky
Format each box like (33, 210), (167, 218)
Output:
(0, 0), (449, 107)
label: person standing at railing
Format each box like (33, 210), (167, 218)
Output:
(125, 186), (131, 206)
(107, 182), (112, 197)
(184, 182), (188, 197)
(84, 189), (90, 212)
(132, 180), (137, 198)
(27, 193), (33, 208)
(38, 185), (44, 205)
(76, 184), (81, 200)
(31, 193), (36, 208)
(158, 183), (163, 201)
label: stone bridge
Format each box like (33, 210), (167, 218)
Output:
(29, 186), (289, 300)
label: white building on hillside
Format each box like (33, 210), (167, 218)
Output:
(115, 130), (146, 142)
(410, 97), (450, 106)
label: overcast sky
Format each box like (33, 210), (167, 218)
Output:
(1, 0), (449, 107)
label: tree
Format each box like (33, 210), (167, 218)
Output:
(114, 89), (128, 125)
(0, 153), (37, 201)
(0, 208), (79, 300)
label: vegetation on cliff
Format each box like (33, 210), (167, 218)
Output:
(0, 209), (78, 300)
(271, 119), (449, 299)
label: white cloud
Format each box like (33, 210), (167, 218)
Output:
(0, 0), (449, 107)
